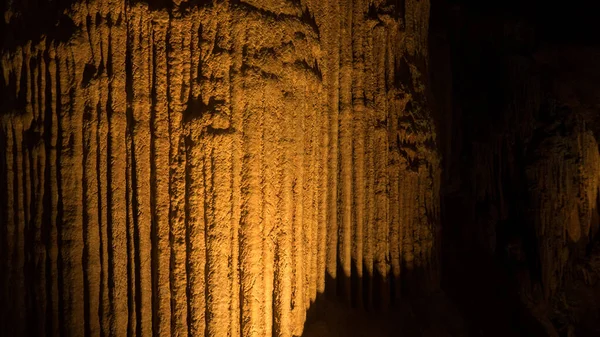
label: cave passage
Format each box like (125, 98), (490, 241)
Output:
(2, 0), (600, 336)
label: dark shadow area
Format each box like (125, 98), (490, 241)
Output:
(429, 0), (600, 336)
(441, 195), (548, 337)
(0, 1), (78, 53)
(302, 265), (468, 337)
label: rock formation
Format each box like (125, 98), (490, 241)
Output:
(0, 0), (440, 336)
(5, 0), (600, 336)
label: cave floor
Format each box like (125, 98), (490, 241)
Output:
(301, 291), (467, 337)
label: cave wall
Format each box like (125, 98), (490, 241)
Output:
(526, 123), (600, 300)
(433, 4), (600, 334)
(0, 0), (439, 336)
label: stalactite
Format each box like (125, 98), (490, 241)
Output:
(150, 11), (172, 337)
(363, 25), (376, 311)
(109, 16), (130, 337)
(338, 0), (354, 305)
(0, 0), (440, 336)
(323, 0), (341, 298)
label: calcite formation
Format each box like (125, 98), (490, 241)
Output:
(0, 0), (439, 336)
(526, 119), (600, 300)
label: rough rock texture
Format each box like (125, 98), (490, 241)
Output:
(0, 0), (439, 336)
(526, 122), (600, 299)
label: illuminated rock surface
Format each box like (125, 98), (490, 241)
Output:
(2, 0), (600, 336)
(0, 0), (440, 336)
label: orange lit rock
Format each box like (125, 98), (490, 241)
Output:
(0, 0), (439, 336)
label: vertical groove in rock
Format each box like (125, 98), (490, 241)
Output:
(129, 6), (153, 336)
(33, 46), (48, 334)
(96, 27), (112, 336)
(78, 20), (100, 336)
(57, 44), (85, 336)
(363, 26), (376, 310)
(303, 88), (313, 312)
(23, 47), (33, 335)
(308, 78), (320, 307)
(125, 95), (137, 337)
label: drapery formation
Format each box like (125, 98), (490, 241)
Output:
(0, 0), (439, 336)
(526, 122), (600, 300)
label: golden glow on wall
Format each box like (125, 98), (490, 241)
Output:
(0, 0), (439, 336)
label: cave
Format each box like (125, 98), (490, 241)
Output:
(2, 0), (600, 336)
